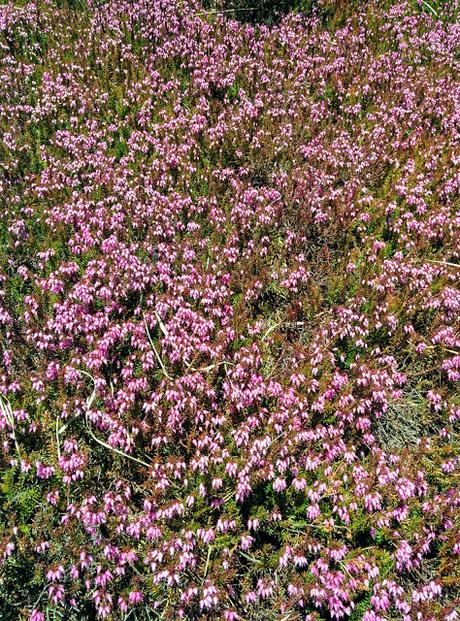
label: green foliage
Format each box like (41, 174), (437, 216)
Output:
(202, 0), (302, 23)
(1, 0), (460, 617)
(0, 468), (42, 528)
(374, 389), (428, 450)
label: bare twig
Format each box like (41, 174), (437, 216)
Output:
(421, 345), (459, 356)
(262, 321), (283, 341)
(420, 0), (438, 18)
(239, 550), (262, 564)
(425, 259), (459, 268)
(55, 416), (61, 460)
(143, 315), (174, 381)
(202, 545), (213, 583)
(154, 310), (168, 336)
(406, 365), (440, 378)
(75, 369), (152, 469)
(191, 359), (236, 373)
(31, 583), (50, 612)
(193, 7), (257, 17)
(84, 421), (152, 469)
(0, 394), (21, 459)
(262, 320), (306, 341)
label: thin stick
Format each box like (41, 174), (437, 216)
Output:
(154, 310), (168, 336)
(407, 365), (440, 378)
(425, 259), (459, 268)
(84, 420), (152, 468)
(191, 359), (236, 373)
(202, 545), (213, 582)
(420, 345), (459, 356)
(262, 321), (282, 341)
(31, 583), (50, 611)
(143, 316), (173, 381)
(74, 369), (152, 469)
(193, 7), (257, 17)
(239, 551), (262, 564)
(420, 0), (438, 18)
(0, 394), (21, 459)
(55, 416), (61, 460)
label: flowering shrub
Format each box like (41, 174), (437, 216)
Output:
(1, 0), (460, 619)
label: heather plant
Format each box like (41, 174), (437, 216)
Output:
(1, 0), (460, 619)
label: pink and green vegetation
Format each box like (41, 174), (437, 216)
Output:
(1, 0), (460, 619)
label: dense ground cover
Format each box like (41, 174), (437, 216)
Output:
(1, 0), (460, 619)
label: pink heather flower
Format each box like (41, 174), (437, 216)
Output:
(2, 3), (460, 619)
(293, 554), (308, 568)
(240, 535), (254, 551)
(306, 503), (321, 520)
(363, 613), (384, 621)
(48, 584), (65, 604)
(271, 509), (282, 522)
(70, 565), (79, 580)
(20, 460), (31, 473)
(396, 478), (416, 501)
(2, 541), (15, 559)
(441, 459), (457, 474)
(256, 578), (274, 599)
(412, 580), (442, 603)
(118, 597), (128, 613)
(35, 541), (49, 554)
(46, 490), (60, 505)
(46, 565), (64, 581)
(128, 591), (144, 605)
(199, 582), (218, 610)
(35, 461), (55, 479)
(244, 591), (258, 605)
(427, 390), (442, 412)
(247, 518), (260, 531)
(279, 547), (292, 568)
(364, 492), (382, 512)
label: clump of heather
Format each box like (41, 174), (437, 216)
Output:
(1, 0), (460, 619)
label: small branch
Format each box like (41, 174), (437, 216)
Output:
(74, 369), (152, 469)
(420, 344), (459, 356)
(287, 520), (352, 537)
(262, 321), (282, 341)
(143, 316), (173, 381)
(0, 394), (22, 459)
(202, 545), (213, 583)
(55, 416), (61, 461)
(407, 365), (440, 378)
(425, 259), (459, 268)
(239, 551), (262, 564)
(32, 582), (50, 611)
(193, 7), (257, 17)
(154, 310), (168, 336)
(184, 353), (200, 373)
(420, 0), (438, 18)
(84, 420), (152, 469)
(191, 360), (236, 373)
(338, 560), (354, 581)
(156, 595), (172, 621)
(262, 320), (306, 341)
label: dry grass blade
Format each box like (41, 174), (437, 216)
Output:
(0, 394), (21, 459)
(74, 369), (152, 469)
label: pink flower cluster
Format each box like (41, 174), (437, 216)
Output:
(0, 0), (459, 619)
